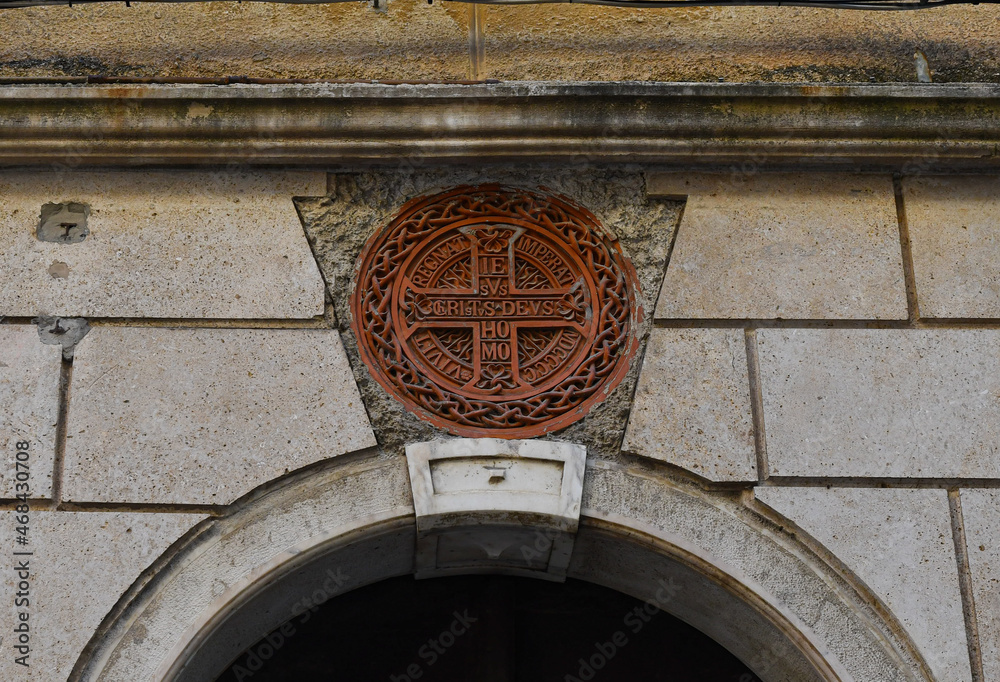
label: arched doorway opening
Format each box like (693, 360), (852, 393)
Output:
(216, 574), (762, 681)
(75, 454), (927, 682)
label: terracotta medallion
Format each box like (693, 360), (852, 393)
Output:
(351, 185), (641, 438)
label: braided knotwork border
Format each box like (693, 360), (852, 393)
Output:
(351, 185), (641, 438)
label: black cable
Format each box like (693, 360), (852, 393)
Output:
(0, 0), (994, 9)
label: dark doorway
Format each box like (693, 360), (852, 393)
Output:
(218, 574), (763, 682)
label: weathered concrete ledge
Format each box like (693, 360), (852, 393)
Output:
(1, 81), (999, 169)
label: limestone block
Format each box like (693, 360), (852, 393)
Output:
(622, 328), (756, 482)
(958, 489), (1000, 681)
(0, 510), (202, 682)
(0, 325), (61, 499)
(651, 173), (907, 320)
(904, 176), (1000, 318)
(758, 329), (1000, 478)
(62, 327), (376, 505)
(0, 171), (326, 319)
(756, 486), (971, 682)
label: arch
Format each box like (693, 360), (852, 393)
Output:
(72, 454), (926, 682)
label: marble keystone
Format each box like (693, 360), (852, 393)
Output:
(406, 438), (586, 579)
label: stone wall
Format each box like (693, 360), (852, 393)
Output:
(2, 1), (1000, 83)
(1, 168), (997, 680)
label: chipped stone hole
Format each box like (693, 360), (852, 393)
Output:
(48, 261), (70, 279)
(37, 202), (90, 244)
(485, 465), (507, 483)
(35, 316), (90, 360)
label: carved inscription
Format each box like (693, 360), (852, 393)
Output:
(351, 186), (641, 438)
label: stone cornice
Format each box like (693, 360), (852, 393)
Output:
(1, 82), (999, 169)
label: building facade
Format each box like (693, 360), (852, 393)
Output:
(1, 3), (1000, 680)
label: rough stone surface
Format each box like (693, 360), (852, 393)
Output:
(0, 171), (326, 319)
(0, 510), (202, 682)
(959, 488), (1000, 681)
(62, 327), (377, 505)
(480, 5), (1000, 83)
(299, 169), (680, 460)
(652, 173), (906, 320)
(904, 175), (1000, 319)
(622, 328), (756, 482)
(758, 329), (1000, 478)
(755, 486), (971, 682)
(0, 325), (61, 499)
(0, 0), (469, 81)
(3, 2), (1000, 82)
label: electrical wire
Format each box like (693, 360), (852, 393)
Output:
(0, 0), (989, 10)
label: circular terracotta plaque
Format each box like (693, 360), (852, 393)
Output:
(351, 185), (641, 438)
